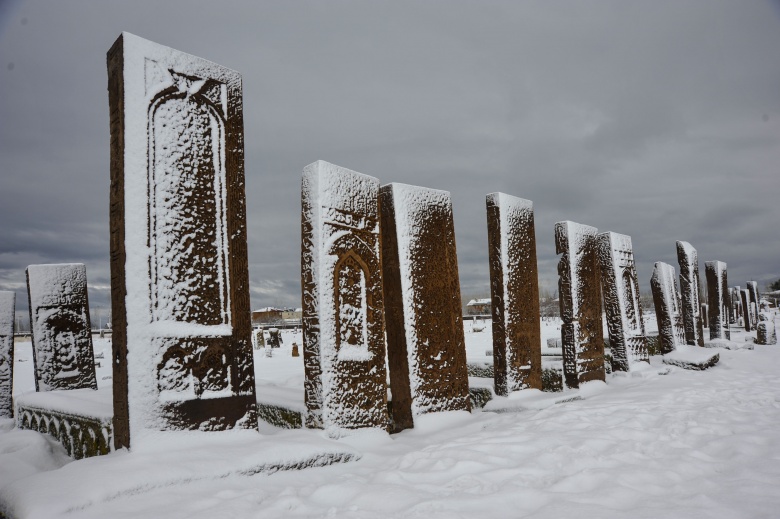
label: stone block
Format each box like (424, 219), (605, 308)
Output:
(651, 262), (686, 354)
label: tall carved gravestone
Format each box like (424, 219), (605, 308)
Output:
(701, 304), (709, 328)
(597, 232), (648, 371)
(301, 161), (388, 432)
(380, 183), (470, 431)
(747, 281), (760, 329)
(730, 287), (741, 326)
(705, 261), (730, 340)
(676, 241), (704, 346)
(756, 313), (777, 345)
(108, 33), (256, 449)
(26, 264), (97, 392)
(0, 292), (15, 418)
(486, 193), (541, 395)
(740, 289), (752, 332)
(555, 221), (604, 388)
(651, 262), (686, 354)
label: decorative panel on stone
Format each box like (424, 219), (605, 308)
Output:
(747, 281), (760, 329)
(740, 289), (752, 332)
(651, 262), (686, 354)
(380, 183), (471, 432)
(107, 33), (256, 449)
(26, 264), (97, 392)
(0, 291), (15, 418)
(597, 232), (647, 371)
(705, 261), (730, 340)
(300, 161), (388, 432)
(676, 241), (704, 346)
(554, 221), (604, 388)
(486, 193), (542, 395)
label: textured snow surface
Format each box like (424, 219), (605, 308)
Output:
(14, 388), (113, 420)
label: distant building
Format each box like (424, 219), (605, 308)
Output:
(251, 307), (284, 326)
(466, 298), (491, 315)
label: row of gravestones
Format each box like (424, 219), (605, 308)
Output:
(1, 33), (776, 455)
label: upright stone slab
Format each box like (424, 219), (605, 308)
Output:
(730, 287), (742, 326)
(108, 33), (256, 449)
(0, 292), (15, 418)
(747, 281), (760, 329)
(555, 221), (604, 388)
(676, 241), (704, 346)
(705, 261), (730, 340)
(26, 264), (97, 392)
(380, 183), (470, 431)
(486, 193), (541, 395)
(756, 313), (777, 345)
(701, 304), (709, 328)
(597, 232), (648, 371)
(740, 289), (753, 332)
(651, 262), (686, 354)
(301, 161), (388, 432)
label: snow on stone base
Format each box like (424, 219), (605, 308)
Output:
(663, 346), (720, 370)
(703, 339), (754, 351)
(483, 389), (582, 413)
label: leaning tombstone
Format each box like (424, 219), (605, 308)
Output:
(740, 289), (752, 332)
(555, 221), (605, 388)
(676, 241), (704, 346)
(756, 313), (777, 345)
(26, 264), (98, 392)
(108, 33), (257, 449)
(0, 291), (15, 418)
(381, 182), (471, 431)
(486, 193), (542, 395)
(300, 161), (388, 432)
(747, 281), (760, 329)
(705, 261), (730, 340)
(650, 262), (686, 354)
(597, 232), (648, 371)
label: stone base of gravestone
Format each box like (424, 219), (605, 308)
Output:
(662, 347), (719, 370)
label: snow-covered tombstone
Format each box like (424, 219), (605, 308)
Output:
(747, 281), (760, 329)
(486, 193), (542, 395)
(26, 264), (97, 392)
(597, 232), (648, 371)
(107, 33), (257, 449)
(741, 289), (753, 332)
(730, 287), (742, 326)
(676, 241), (705, 346)
(701, 303), (709, 328)
(705, 261), (730, 340)
(301, 161), (389, 432)
(380, 183), (470, 431)
(0, 291), (14, 418)
(651, 262), (686, 354)
(555, 221), (605, 388)
(756, 313), (777, 345)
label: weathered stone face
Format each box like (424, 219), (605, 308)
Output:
(0, 291), (14, 418)
(108, 33), (256, 449)
(705, 261), (730, 340)
(747, 281), (760, 329)
(651, 262), (686, 354)
(598, 232), (648, 371)
(26, 264), (97, 392)
(555, 221), (604, 388)
(300, 161), (388, 432)
(740, 289), (752, 332)
(380, 183), (470, 431)
(676, 241), (704, 346)
(756, 313), (777, 345)
(486, 193), (542, 395)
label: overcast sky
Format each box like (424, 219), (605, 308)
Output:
(1, 0), (779, 321)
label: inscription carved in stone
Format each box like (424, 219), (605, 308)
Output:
(486, 193), (542, 395)
(300, 161), (388, 432)
(651, 262), (686, 354)
(705, 261), (730, 340)
(0, 291), (15, 418)
(598, 232), (648, 371)
(108, 33), (256, 449)
(26, 264), (97, 392)
(676, 241), (704, 346)
(555, 221), (604, 388)
(381, 183), (471, 431)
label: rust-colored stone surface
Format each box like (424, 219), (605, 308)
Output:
(300, 161), (388, 432)
(380, 183), (471, 431)
(26, 264), (97, 392)
(0, 291), (14, 418)
(705, 261), (730, 340)
(486, 193), (541, 395)
(108, 33), (256, 450)
(747, 281), (760, 329)
(598, 232), (648, 371)
(676, 241), (704, 346)
(740, 289), (752, 332)
(651, 262), (686, 354)
(555, 221), (604, 388)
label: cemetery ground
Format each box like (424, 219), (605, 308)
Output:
(1, 314), (779, 518)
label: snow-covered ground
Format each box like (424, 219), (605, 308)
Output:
(3, 312), (780, 518)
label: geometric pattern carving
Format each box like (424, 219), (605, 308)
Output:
(705, 261), (730, 340)
(380, 183), (471, 432)
(676, 241), (705, 346)
(554, 221), (604, 388)
(598, 232), (648, 371)
(16, 404), (112, 460)
(651, 262), (686, 354)
(26, 264), (97, 392)
(486, 193), (542, 395)
(300, 161), (388, 432)
(0, 291), (14, 418)
(107, 33), (256, 450)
